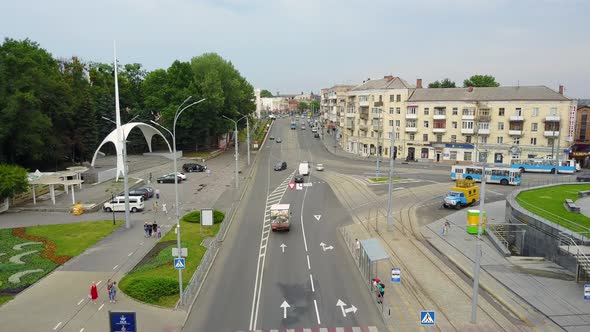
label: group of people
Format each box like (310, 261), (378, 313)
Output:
(144, 221), (161, 238)
(372, 278), (385, 304)
(89, 279), (117, 304)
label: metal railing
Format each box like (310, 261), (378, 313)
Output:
(559, 234), (590, 281)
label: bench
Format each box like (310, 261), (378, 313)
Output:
(564, 199), (581, 213)
(578, 190), (590, 198)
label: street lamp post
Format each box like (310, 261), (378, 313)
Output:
(471, 151), (487, 323)
(150, 96), (206, 306)
(222, 114), (247, 188)
(239, 113), (251, 166)
(386, 129), (395, 232)
(376, 109), (382, 179)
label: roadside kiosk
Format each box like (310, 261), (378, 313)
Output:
(467, 209), (486, 234)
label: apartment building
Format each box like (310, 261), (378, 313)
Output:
(341, 75), (576, 164)
(320, 85), (354, 136)
(570, 103), (590, 165)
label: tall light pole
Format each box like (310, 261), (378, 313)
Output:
(222, 114), (247, 188)
(150, 96), (206, 306)
(471, 149), (487, 323)
(239, 113), (251, 166)
(376, 109), (382, 179)
(386, 129), (395, 232)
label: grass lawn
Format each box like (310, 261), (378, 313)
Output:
(183, 151), (216, 159)
(369, 177), (401, 182)
(516, 184), (590, 233)
(119, 210), (223, 307)
(0, 220), (122, 307)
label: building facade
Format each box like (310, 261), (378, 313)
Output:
(341, 75), (576, 164)
(570, 104), (590, 166)
(320, 85), (354, 140)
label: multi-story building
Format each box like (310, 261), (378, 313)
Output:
(570, 103), (590, 166)
(341, 75), (576, 164)
(320, 85), (354, 138)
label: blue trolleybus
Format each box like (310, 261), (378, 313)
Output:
(510, 159), (577, 174)
(451, 165), (522, 186)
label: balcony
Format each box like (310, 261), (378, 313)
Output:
(433, 128), (446, 133)
(405, 127), (418, 133)
(359, 109), (369, 120)
(544, 131), (560, 137)
(359, 124), (368, 131)
(461, 128), (475, 134)
(508, 130), (523, 136)
(372, 124), (382, 131)
(345, 122), (355, 129)
(462, 113), (475, 120)
(406, 113), (418, 119)
(433, 114), (446, 120)
(374, 101), (383, 107)
(509, 115), (524, 121)
(359, 100), (369, 107)
(545, 115), (561, 122)
(477, 128), (491, 135)
(371, 112), (381, 118)
(477, 115), (491, 122)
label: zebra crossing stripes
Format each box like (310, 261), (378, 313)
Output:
(239, 326), (378, 332)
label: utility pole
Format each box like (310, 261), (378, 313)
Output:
(551, 121), (557, 175)
(246, 116), (251, 166)
(471, 151), (487, 323)
(386, 129), (395, 232)
(556, 122), (562, 179)
(376, 109), (382, 179)
(233, 122), (239, 188)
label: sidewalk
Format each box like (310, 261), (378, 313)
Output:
(424, 201), (589, 332)
(0, 144), (255, 332)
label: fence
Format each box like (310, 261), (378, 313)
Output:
(519, 174), (579, 188)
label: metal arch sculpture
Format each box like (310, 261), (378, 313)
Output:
(91, 122), (172, 181)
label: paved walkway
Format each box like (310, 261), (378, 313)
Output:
(576, 196), (590, 219)
(0, 143), (255, 332)
(424, 201), (590, 332)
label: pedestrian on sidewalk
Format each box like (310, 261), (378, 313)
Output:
(152, 222), (158, 238)
(162, 203), (167, 215)
(355, 238), (360, 259)
(377, 282), (385, 304)
(206, 168), (211, 177)
(89, 281), (98, 304)
(110, 281), (117, 303)
(153, 201), (159, 214)
(143, 222), (149, 237)
(157, 225), (162, 238)
(155, 188), (160, 199)
(442, 221), (450, 236)
(148, 222), (153, 237)
(107, 279), (114, 303)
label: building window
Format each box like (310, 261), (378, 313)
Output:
(389, 120), (394, 126)
(480, 136), (487, 144)
(530, 138), (537, 145)
(532, 108), (539, 116)
(409, 134), (415, 141)
(359, 95), (368, 102)
(462, 121), (474, 129)
(462, 108), (475, 116)
(395, 120), (400, 127)
(395, 132), (400, 139)
(479, 108), (490, 116)
(424, 108), (429, 115)
(499, 108), (505, 116)
(421, 148), (429, 158)
(452, 107), (458, 115)
(497, 136), (503, 144)
(389, 95), (395, 102)
(406, 119), (417, 128)
(464, 152), (472, 161)
(452, 121), (458, 129)
(515, 108), (522, 116)
(407, 107), (417, 115)
(477, 122), (489, 130)
(450, 151), (457, 160)
(389, 107), (394, 114)
(548, 138), (554, 146)
(580, 113), (587, 141)
(423, 134), (428, 142)
(424, 121), (429, 128)
(466, 136), (472, 143)
(513, 137), (520, 144)
(437, 134), (443, 143)
(498, 122), (504, 130)
(397, 94), (401, 102)
(550, 107), (558, 116)
(396, 107), (401, 114)
(451, 135), (457, 143)
(531, 123), (538, 131)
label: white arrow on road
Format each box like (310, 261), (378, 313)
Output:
(336, 299), (358, 317)
(280, 300), (290, 319)
(280, 243), (286, 253)
(314, 215), (322, 221)
(320, 242), (334, 251)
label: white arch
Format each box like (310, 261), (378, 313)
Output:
(91, 122), (172, 181)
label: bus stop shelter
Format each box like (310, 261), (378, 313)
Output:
(359, 238), (390, 284)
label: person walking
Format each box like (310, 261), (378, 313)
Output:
(107, 279), (114, 303)
(152, 222), (158, 238)
(89, 281), (98, 304)
(355, 238), (361, 260)
(147, 222), (153, 237)
(206, 168), (211, 177)
(162, 203), (167, 215)
(442, 221), (450, 236)
(155, 188), (160, 199)
(377, 282), (385, 304)
(143, 222), (149, 238)
(157, 225), (162, 238)
(110, 281), (117, 303)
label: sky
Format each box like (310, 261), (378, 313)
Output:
(1, 0), (588, 98)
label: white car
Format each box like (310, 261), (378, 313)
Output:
(166, 172), (186, 181)
(316, 163), (324, 171)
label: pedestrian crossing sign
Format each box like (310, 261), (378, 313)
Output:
(174, 257), (185, 269)
(420, 311), (435, 326)
(584, 284), (590, 300)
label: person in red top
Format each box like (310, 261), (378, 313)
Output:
(89, 281), (98, 303)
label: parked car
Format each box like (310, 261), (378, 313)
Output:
(576, 174), (590, 182)
(166, 172), (186, 181)
(182, 163), (206, 172)
(294, 174), (304, 183)
(274, 161), (287, 171)
(157, 174), (181, 183)
(316, 163), (324, 171)
(103, 196), (144, 213)
(128, 189), (150, 199)
(138, 186), (154, 198)
(276, 138), (282, 143)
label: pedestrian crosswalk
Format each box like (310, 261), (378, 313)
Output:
(238, 326), (378, 332)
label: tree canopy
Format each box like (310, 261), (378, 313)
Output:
(0, 164), (28, 198)
(463, 75), (500, 88)
(428, 78), (456, 88)
(260, 89), (273, 98)
(298, 101), (308, 112)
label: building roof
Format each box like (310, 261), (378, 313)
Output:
(407, 86), (570, 102)
(351, 76), (415, 91)
(578, 99), (590, 107)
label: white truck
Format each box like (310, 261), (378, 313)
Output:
(299, 161), (310, 176)
(270, 204), (290, 231)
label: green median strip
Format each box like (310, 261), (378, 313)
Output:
(119, 210), (225, 307)
(368, 177), (401, 182)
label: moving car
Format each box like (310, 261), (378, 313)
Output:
(103, 196), (144, 213)
(276, 138), (282, 143)
(166, 172), (186, 181)
(442, 180), (479, 209)
(157, 174), (182, 183)
(274, 161), (287, 171)
(294, 174), (304, 183)
(316, 163), (324, 171)
(301, 125), (306, 130)
(311, 127), (317, 133)
(137, 186), (154, 198)
(270, 204), (290, 232)
(270, 135), (275, 140)
(299, 161), (310, 175)
(182, 163), (206, 172)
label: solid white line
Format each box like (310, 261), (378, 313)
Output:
(306, 255), (311, 270)
(53, 322), (62, 330)
(300, 188), (309, 252)
(96, 280), (102, 286)
(314, 299), (321, 325)
(79, 328), (85, 332)
(113, 265), (118, 270)
(98, 303), (104, 311)
(128, 252), (133, 257)
(310, 274), (315, 292)
(77, 298), (84, 305)
(139, 242), (144, 246)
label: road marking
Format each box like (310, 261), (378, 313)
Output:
(139, 242), (144, 246)
(307, 255), (311, 270)
(128, 252), (133, 257)
(280, 243), (286, 253)
(98, 303), (104, 311)
(314, 299), (321, 325)
(77, 298), (84, 305)
(260, 245), (266, 250)
(300, 188), (310, 252)
(487, 189), (503, 196)
(96, 280), (102, 286)
(79, 328), (85, 332)
(320, 242), (334, 251)
(310, 274), (315, 292)
(280, 300), (290, 319)
(53, 322), (62, 330)
(113, 265), (118, 270)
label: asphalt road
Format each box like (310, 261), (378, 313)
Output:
(184, 119), (385, 331)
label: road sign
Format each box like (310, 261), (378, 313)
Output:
(288, 183), (295, 190)
(172, 248), (188, 257)
(420, 311), (435, 326)
(391, 268), (401, 283)
(314, 215), (322, 221)
(585, 284), (590, 300)
(109, 311), (137, 332)
(296, 183), (303, 190)
(201, 208), (213, 226)
(303, 182), (313, 187)
(174, 257), (185, 269)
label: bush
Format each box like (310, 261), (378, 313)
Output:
(118, 275), (178, 304)
(181, 210), (225, 224)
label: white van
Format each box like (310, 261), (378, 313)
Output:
(103, 196), (145, 213)
(299, 161), (310, 176)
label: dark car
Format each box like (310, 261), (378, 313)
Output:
(577, 174), (590, 182)
(182, 163), (207, 172)
(157, 174), (181, 183)
(128, 189), (150, 199)
(269, 135), (275, 140)
(274, 161), (287, 171)
(294, 174), (304, 183)
(138, 186), (154, 198)
(314, 133), (320, 138)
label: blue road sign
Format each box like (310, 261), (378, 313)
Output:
(391, 268), (401, 283)
(375, 169), (381, 173)
(174, 257), (186, 270)
(420, 311), (436, 326)
(584, 284), (590, 300)
(109, 311), (137, 332)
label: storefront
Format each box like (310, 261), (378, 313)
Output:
(442, 143), (475, 163)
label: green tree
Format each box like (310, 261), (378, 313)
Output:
(260, 89), (273, 98)
(463, 75), (500, 88)
(310, 100), (320, 113)
(298, 101), (308, 112)
(428, 78), (456, 88)
(0, 164), (28, 199)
